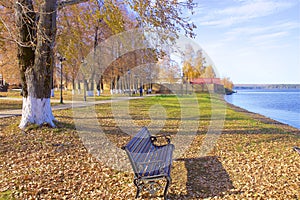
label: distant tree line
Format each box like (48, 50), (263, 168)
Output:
(234, 84), (300, 90)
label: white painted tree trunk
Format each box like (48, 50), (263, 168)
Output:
(19, 97), (56, 129)
(87, 90), (94, 96)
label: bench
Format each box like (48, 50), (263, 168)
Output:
(122, 127), (174, 200)
(294, 146), (300, 155)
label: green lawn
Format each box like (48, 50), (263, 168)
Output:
(0, 93), (299, 199)
(0, 90), (112, 101)
(0, 100), (22, 111)
(0, 100), (62, 111)
(50, 90), (112, 101)
(0, 90), (112, 111)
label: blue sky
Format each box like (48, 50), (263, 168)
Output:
(191, 0), (300, 84)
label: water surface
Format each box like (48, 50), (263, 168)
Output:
(224, 89), (300, 129)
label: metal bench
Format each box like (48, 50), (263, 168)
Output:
(122, 127), (174, 200)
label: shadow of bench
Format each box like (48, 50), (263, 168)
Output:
(171, 156), (235, 199)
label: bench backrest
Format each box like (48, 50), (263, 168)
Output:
(124, 126), (155, 154)
(123, 127), (156, 175)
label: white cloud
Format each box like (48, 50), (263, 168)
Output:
(218, 20), (299, 48)
(226, 21), (298, 35)
(197, 0), (296, 27)
(250, 31), (288, 41)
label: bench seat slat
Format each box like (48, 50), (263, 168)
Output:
(129, 134), (151, 153)
(142, 147), (160, 176)
(135, 144), (174, 177)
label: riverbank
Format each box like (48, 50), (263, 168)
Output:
(1, 94), (299, 199)
(225, 102), (300, 134)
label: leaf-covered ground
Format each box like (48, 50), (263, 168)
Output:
(0, 94), (299, 199)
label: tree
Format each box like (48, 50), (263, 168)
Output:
(56, 1), (135, 96)
(56, 3), (104, 95)
(0, 6), (19, 86)
(12, 0), (90, 129)
(182, 45), (205, 81)
(0, 20), (4, 46)
(201, 65), (216, 78)
(221, 77), (234, 90)
(1, 0), (196, 129)
(194, 50), (205, 76)
(127, 0), (196, 39)
(15, 0), (58, 128)
(157, 55), (180, 84)
(0, 43), (18, 85)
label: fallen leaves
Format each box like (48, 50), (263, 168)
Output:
(0, 94), (299, 199)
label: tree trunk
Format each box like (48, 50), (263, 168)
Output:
(87, 76), (94, 96)
(72, 77), (76, 94)
(87, 25), (98, 97)
(77, 80), (81, 94)
(16, 0), (57, 129)
(96, 78), (101, 96)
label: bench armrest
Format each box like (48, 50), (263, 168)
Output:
(150, 135), (171, 144)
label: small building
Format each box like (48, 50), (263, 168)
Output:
(190, 78), (224, 93)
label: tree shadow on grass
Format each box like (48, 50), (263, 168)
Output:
(170, 156), (236, 199)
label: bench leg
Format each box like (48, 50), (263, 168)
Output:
(134, 179), (141, 198)
(164, 176), (171, 200)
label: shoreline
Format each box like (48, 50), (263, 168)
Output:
(225, 101), (300, 134)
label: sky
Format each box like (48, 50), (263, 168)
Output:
(191, 0), (300, 84)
